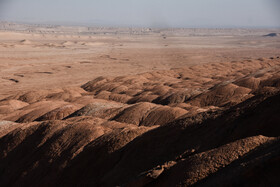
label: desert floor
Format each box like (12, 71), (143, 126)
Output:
(0, 27), (279, 99)
(0, 24), (280, 186)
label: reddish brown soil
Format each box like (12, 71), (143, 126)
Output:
(0, 57), (280, 186)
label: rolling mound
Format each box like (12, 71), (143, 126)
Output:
(19, 39), (32, 45)
(263, 33), (278, 37)
(0, 58), (279, 186)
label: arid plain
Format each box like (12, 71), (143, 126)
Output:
(1, 23), (279, 99)
(0, 22), (280, 186)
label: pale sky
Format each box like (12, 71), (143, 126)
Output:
(0, 0), (279, 28)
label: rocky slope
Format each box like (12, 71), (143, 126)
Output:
(0, 58), (279, 186)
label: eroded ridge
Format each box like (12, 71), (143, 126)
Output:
(0, 58), (280, 186)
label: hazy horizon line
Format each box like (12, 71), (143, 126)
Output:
(1, 19), (280, 30)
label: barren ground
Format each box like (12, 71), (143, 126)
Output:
(0, 23), (280, 186)
(1, 24), (279, 99)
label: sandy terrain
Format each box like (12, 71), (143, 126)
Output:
(0, 23), (279, 99)
(0, 22), (280, 186)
